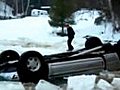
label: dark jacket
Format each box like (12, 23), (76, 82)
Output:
(67, 26), (75, 38)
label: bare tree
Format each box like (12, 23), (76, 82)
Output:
(21, 0), (24, 15)
(15, 0), (18, 16)
(3, 0), (7, 19)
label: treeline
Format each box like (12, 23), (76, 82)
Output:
(2, 0), (50, 16)
(1, 0), (120, 32)
(2, 0), (119, 15)
(3, 0), (109, 16)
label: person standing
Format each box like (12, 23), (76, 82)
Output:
(65, 24), (75, 51)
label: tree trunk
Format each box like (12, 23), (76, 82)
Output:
(108, 0), (117, 33)
(61, 25), (64, 34)
(61, 21), (65, 34)
(21, 0), (24, 15)
(15, 0), (18, 16)
(25, 0), (30, 16)
(3, 0), (7, 19)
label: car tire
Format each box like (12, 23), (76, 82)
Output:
(0, 50), (20, 64)
(85, 36), (103, 49)
(17, 51), (48, 84)
(114, 40), (120, 58)
(102, 43), (114, 53)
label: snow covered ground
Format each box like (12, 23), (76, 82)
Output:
(0, 10), (119, 56)
(0, 9), (120, 90)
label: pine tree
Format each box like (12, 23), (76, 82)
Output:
(49, 0), (75, 35)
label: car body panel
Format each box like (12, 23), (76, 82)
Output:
(48, 57), (105, 78)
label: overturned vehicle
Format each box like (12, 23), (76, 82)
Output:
(0, 36), (120, 84)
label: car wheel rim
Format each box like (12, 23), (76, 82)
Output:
(27, 57), (41, 72)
